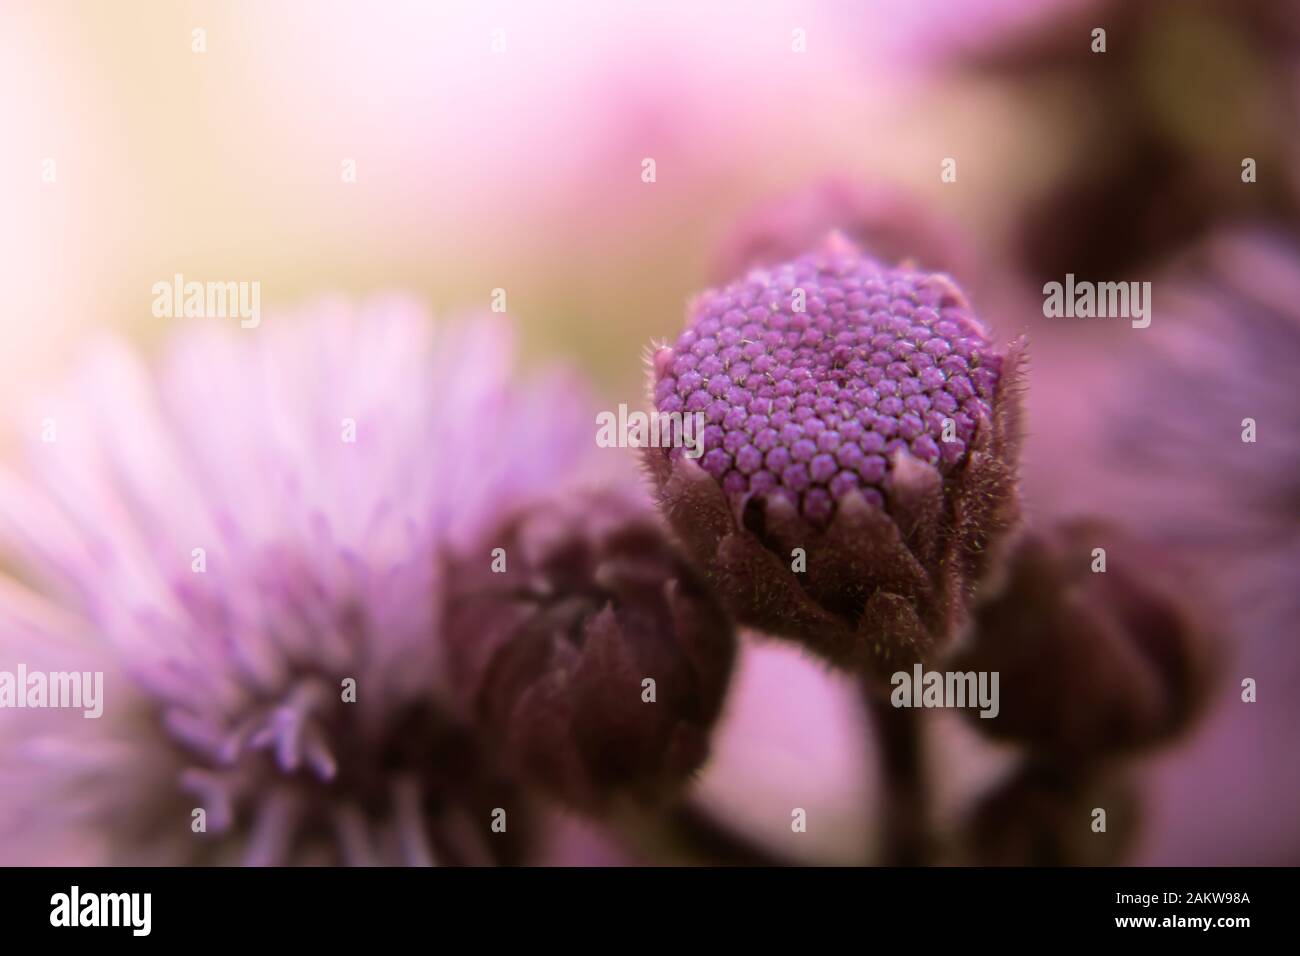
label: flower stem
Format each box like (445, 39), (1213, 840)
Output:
(617, 798), (797, 866)
(866, 686), (932, 865)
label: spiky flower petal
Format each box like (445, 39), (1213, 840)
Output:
(0, 302), (592, 865)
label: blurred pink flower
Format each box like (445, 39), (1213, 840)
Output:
(1021, 228), (1300, 864)
(0, 301), (596, 865)
(1095, 229), (1300, 864)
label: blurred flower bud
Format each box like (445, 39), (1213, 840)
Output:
(953, 518), (1221, 760)
(710, 177), (971, 284)
(445, 492), (735, 811)
(648, 233), (1024, 680)
(960, 762), (1140, 866)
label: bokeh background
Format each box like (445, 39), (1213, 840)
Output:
(2, 0), (1297, 864)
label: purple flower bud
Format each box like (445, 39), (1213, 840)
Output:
(445, 492), (735, 810)
(952, 519), (1222, 760)
(648, 233), (1024, 679)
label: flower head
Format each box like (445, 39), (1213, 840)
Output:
(0, 301), (594, 865)
(658, 233), (1001, 524)
(648, 233), (1024, 678)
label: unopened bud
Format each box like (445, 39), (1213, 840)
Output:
(953, 518), (1222, 760)
(445, 492), (735, 810)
